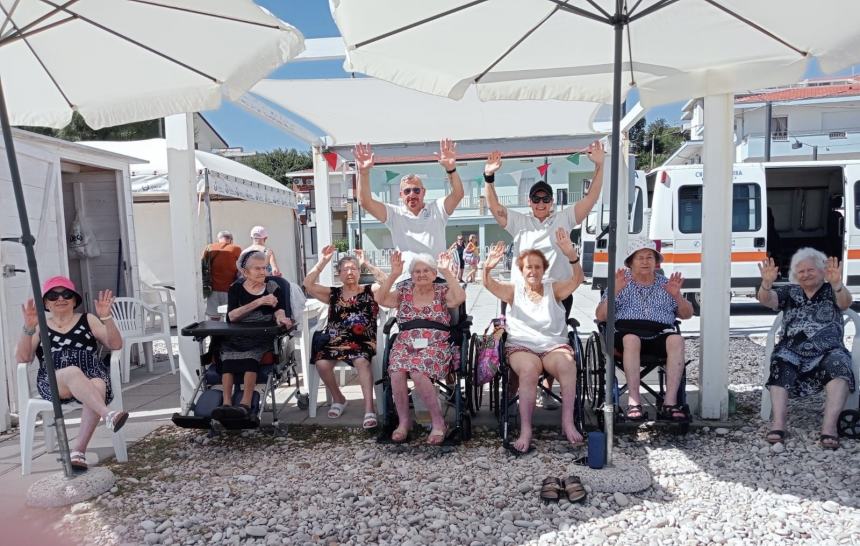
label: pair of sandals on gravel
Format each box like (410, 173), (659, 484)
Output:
(625, 403), (689, 422)
(766, 429), (840, 450)
(70, 410), (130, 471)
(540, 476), (587, 504)
(327, 400), (378, 430)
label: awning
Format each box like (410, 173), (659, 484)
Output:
(83, 139), (296, 208)
(250, 78), (604, 147)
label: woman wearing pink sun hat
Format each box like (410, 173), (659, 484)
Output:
(15, 275), (128, 471)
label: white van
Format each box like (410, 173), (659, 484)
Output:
(646, 160), (860, 314)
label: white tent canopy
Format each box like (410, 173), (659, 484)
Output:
(250, 78), (604, 146)
(84, 139), (296, 208)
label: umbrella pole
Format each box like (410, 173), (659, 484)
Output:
(602, 1), (626, 467)
(0, 78), (74, 478)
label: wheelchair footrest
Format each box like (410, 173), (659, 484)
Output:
(216, 416), (261, 430)
(171, 413), (212, 429)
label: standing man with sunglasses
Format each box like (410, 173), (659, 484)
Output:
(354, 139), (464, 281)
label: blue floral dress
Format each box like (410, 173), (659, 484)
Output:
(767, 283), (856, 397)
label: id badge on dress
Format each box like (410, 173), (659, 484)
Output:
(412, 337), (429, 350)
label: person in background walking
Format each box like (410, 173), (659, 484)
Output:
(464, 234), (480, 283)
(245, 225), (281, 277)
(449, 234), (466, 282)
(203, 230), (242, 320)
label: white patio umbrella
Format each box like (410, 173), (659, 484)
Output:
(330, 0), (860, 463)
(0, 0), (303, 477)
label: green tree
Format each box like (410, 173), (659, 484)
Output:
(239, 148), (313, 185)
(633, 118), (686, 170)
(21, 112), (161, 142)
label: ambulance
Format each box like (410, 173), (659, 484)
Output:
(639, 160), (860, 314)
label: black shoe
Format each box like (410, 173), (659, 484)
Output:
(211, 405), (244, 420)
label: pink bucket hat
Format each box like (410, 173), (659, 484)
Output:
(42, 275), (83, 307)
(250, 225), (268, 239)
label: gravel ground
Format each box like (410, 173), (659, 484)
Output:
(43, 337), (860, 546)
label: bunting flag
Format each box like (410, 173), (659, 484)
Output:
(566, 153), (580, 165)
(537, 163), (549, 177)
(385, 170), (400, 183)
(322, 151), (340, 171)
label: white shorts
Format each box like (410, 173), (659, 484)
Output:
(205, 291), (228, 318)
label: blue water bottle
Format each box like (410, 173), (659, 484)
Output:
(587, 431), (606, 469)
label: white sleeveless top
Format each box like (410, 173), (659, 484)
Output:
(507, 279), (568, 352)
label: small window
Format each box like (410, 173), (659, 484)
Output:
(630, 187), (644, 234)
(677, 183), (761, 234)
(771, 116), (788, 141)
(678, 186), (703, 233)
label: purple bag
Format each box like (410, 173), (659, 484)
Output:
(475, 318), (505, 385)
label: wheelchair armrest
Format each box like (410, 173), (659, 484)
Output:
(567, 318), (580, 329)
(462, 315), (473, 329)
(383, 316), (398, 335)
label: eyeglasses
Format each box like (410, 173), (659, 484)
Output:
(45, 289), (76, 301)
(530, 195), (552, 204)
(402, 187), (422, 196)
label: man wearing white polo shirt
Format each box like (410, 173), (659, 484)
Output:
(353, 140), (465, 281)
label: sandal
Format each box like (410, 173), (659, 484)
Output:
(426, 425), (447, 446)
(625, 404), (647, 421)
(563, 475), (587, 503)
(391, 427), (409, 444)
(328, 401), (348, 419)
(104, 410), (129, 433)
(820, 434), (840, 450)
(539, 477), (563, 503)
(69, 450), (88, 472)
(362, 412), (378, 430)
(505, 441), (536, 457)
(658, 404), (689, 423)
(765, 430), (786, 444)
(211, 404), (244, 420)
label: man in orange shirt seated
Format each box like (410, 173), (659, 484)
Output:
(203, 230), (242, 320)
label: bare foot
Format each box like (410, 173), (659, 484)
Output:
(563, 422), (584, 446)
(391, 424), (410, 443)
(512, 432), (532, 453)
(426, 425), (447, 445)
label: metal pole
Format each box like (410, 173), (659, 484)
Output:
(603, 1), (626, 466)
(203, 169), (214, 244)
(764, 102), (772, 162)
(0, 78), (74, 478)
(812, 145), (818, 161)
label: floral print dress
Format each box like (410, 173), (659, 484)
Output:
(388, 281), (454, 381)
(313, 285), (379, 366)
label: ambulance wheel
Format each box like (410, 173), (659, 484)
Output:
(685, 293), (701, 316)
(297, 393), (310, 410)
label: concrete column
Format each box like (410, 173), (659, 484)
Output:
(312, 147), (333, 285)
(165, 113), (201, 408)
(478, 223), (486, 260)
(699, 94), (733, 420)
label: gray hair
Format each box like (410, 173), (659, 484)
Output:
(409, 253), (437, 275)
(237, 250), (266, 271)
(217, 230), (233, 241)
(336, 255), (360, 273)
(788, 247), (827, 283)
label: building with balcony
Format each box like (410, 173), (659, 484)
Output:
(668, 76), (860, 166)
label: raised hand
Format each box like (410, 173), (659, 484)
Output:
(353, 143), (375, 171)
(485, 151), (502, 176)
(758, 257), (778, 287)
(436, 138), (457, 172)
(614, 268), (628, 295)
(320, 244), (336, 263)
(484, 241), (506, 271)
(94, 289), (114, 318)
(355, 249), (368, 268)
(555, 227), (578, 260)
(825, 256), (843, 286)
(664, 272), (684, 298)
(390, 251), (404, 278)
(22, 299), (38, 329)
(586, 140), (605, 167)
(437, 252), (453, 274)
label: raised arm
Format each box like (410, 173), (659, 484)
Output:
(482, 241), (514, 305)
(303, 244), (336, 301)
(483, 151), (508, 229)
(437, 253), (466, 307)
(572, 141), (606, 224)
(267, 248), (282, 277)
(374, 250), (404, 308)
(15, 299), (40, 363)
(356, 249), (388, 293)
(664, 272), (694, 320)
(595, 268), (628, 322)
(87, 290), (123, 350)
(438, 139), (465, 215)
(353, 143), (388, 222)
(756, 258), (780, 310)
(552, 228), (585, 301)
(825, 256), (853, 311)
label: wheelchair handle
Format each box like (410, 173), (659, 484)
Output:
(383, 316), (398, 335)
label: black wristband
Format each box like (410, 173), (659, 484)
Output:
(483, 172), (495, 184)
(445, 167), (457, 174)
(569, 258), (580, 264)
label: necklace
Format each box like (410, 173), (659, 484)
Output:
(524, 284), (544, 304)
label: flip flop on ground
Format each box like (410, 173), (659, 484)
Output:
(539, 477), (563, 504)
(820, 434), (840, 450)
(765, 430), (786, 444)
(362, 412), (378, 430)
(328, 401), (348, 419)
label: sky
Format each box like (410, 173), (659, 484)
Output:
(202, 1), (860, 154)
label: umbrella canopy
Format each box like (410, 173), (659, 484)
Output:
(331, 0), (860, 105)
(1, 0), (304, 129)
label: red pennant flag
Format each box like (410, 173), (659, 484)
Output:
(537, 163), (549, 177)
(322, 151), (339, 171)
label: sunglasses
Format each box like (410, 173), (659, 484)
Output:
(402, 187), (422, 196)
(530, 195), (552, 204)
(45, 289), (76, 301)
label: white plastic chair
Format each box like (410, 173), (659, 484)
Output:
(305, 303), (355, 417)
(140, 282), (176, 328)
(111, 297), (177, 382)
(17, 350), (128, 475)
(760, 308), (860, 420)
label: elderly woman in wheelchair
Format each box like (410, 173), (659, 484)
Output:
(211, 250), (293, 420)
(375, 251), (466, 444)
(758, 249), (855, 450)
(595, 239), (693, 423)
(483, 229), (584, 453)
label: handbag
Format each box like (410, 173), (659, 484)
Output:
(475, 317), (505, 385)
(311, 330), (331, 357)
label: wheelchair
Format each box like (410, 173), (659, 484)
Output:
(376, 300), (473, 445)
(488, 318), (586, 449)
(583, 321), (691, 434)
(172, 320), (299, 432)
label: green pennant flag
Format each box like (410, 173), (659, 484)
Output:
(385, 170), (400, 183)
(566, 153), (580, 165)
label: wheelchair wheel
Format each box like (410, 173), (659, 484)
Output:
(464, 333), (477, 416)
(584, 333), (606, 412)
(838, 409), (860, 439)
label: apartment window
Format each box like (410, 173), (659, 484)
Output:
(771, 116), (788, 141)
(678, 183), (761, 233)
